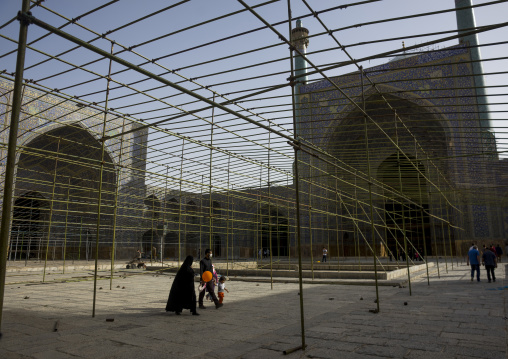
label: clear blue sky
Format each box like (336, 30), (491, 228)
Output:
(1, 0), (507, 188)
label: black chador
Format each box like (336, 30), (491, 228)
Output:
(165, 255), (198, 315)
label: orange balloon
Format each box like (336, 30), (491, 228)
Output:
(202, 271), (213, 282)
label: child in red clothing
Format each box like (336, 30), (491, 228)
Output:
(217, 276), (229, 304)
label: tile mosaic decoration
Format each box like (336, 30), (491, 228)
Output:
(297, 44), (492, 239)
(0, 77), (145, 193)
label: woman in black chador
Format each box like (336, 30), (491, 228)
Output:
(165, 255), (199, 315)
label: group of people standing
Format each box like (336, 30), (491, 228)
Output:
(165, 248), (227, 316)
(258, 248), (270, 259)
(467, 243), (501, 283)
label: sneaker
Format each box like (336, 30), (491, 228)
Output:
(471, 277), (473, 282)
(199, 305), (207, 309)
(215, 303), (223, 309)
(192, 312), (200, 316)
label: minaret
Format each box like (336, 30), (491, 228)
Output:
(291, 19), (310, 87)
(291, 20), (309, 138)
(455, 0), (491, 129)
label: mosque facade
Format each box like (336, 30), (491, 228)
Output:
(2, 0), (507, 262)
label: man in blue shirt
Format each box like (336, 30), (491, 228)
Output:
(467, 245), (481, 282)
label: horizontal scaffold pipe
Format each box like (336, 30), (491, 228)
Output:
(19, 12), (297, 146)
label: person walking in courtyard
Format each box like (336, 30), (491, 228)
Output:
(217, 276), (229, 304)
(467, 245), (481, 282)
(198, 249), (222, 309)
(165, 255), (199, 315)
(205, 264), (218, 303)
(495, 244), (503, 263)
(322, 247), (328, 263)
(490, 244), (496, 257)
(482, 247), (497, 283)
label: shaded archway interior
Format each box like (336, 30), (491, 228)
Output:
(11, 124), (116, 260)
(259, 205), (289, 257)
(323, 94), (448, 256)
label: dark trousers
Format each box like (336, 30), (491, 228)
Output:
(485, 265), (496, 282)
(199, 281), (219, 306)
(322, 255), (327, 263)
(470, 264), (480, 281)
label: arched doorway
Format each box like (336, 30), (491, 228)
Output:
(13, 124), (116, 259)
(212, 234), (222, 257)
(141, 229), (160, 258)
(325, 93), (447, 257)
(10, 191), (48, 259)
(259, 205), (289, 256)
(163, 231), (178, 258)
(378, 153), (431, 257)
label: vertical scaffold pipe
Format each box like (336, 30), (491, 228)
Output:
(231, 186), (235, 268)
(209, 94), (215, 252)
(178, 139), (185, 267)
(289, 11), (307, 351)
(110, 118), (125, 289)
(226, 155), (231, 277)
(451, 191), (461, 266)
(438, 178), (449, 274)
(415, 140), (430, 286)
(78, 218), (83, 261)
(447, 206), (454, 270)
(258, 166), (263, 268)
(326, 203), (330, 263)
(394, 112), (412, 296)
(335, 178), (340, 272)
(360, 68), (380, 311)
(150, 192), (155, 266)
(93, 41), (115, 317)
(354, 174), (360, 271)
(268, 127), (274, 289)
(63, 177), (71, 274)
(0, 0), (31, 332)
(256, 168), (261, 268)
(429, 190), (441, 278)
(287, 175), (291, 266)
(198, 174), (204, 267)
(43, 138), (61, 283)
(309, 182), (314, 279)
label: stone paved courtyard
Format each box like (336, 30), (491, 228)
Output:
(0, 262), (507, 358)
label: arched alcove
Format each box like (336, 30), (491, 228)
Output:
(326, 93), (448, 179)
(212, 234), (222, 257)
(141, 229), (159, 256)
(10, 191), (48, 258)
(259, 205), (289, 256)
(322, 93), (447, 254)
(13, 124), (116, 257)
(378, 152), (431, 257)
